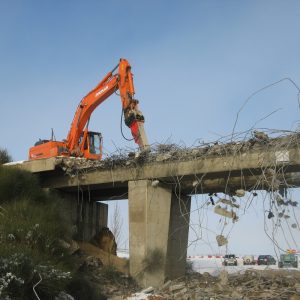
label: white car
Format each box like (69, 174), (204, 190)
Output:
(243, 255), (255, 265)
(223, 254), (238, 266)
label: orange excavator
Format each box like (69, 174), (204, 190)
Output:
(29, 58), (149, 160)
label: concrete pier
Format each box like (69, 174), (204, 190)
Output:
(128, 180), (190, 287)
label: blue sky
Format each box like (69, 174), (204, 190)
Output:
(1, 0), (300, 256)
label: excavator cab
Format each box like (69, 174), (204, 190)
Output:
(81, 131), (103, 160)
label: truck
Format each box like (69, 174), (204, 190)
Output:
(278, 253), (298, 268)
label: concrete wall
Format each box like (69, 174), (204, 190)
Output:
(59, 192), (108, 241)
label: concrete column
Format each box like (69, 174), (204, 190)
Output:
(166, 193), (191, 279)
(128, 180), (190, 287)
(59, 192), (108, 241)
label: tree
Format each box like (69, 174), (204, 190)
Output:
(0, 148), (12, 164)
(110, 202), (123, 246)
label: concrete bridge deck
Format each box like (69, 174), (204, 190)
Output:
(21, 133), (300, 197)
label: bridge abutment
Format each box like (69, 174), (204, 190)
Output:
(128, 180), (190, 287)
(59, 192), (108, 241)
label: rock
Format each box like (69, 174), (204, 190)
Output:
(85, 256), (103, 268)
(254, 131), (269, 141)
(169, 283), (186, 292)
(295, 283), (300, 293)
(231, 290), (243, 300)
(160, 280), (172, 291)
(155, 153), (172, 162)
(55, 291), (74, 300)
(92, 227), (117, 255)
(173, 287), (187, 298)
(126, 293), (165, 300)
(141, 287), (155, 294)
(259, 292), (273, 298)
(57, 239), (80, 254)
(219, 270), (229, 286)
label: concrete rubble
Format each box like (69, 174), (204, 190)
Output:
(54, 132), (300, 176)
(111, 270), (300, 300)
(214, 205), (238, 222)
(235, 189), (246, 197)
(216, 198), (240, 208)
(215, 234), (228, 246)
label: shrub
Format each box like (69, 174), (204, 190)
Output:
(0, 253), (72, 300)
(101, 264), (122, 282)
(142, 248), (164, 273)
(0, 160), (90, 299)
(0, 167), (43, 204)
(0, 187), (74, 299)
(0, 197), (72, 253)
(67, 276), (106, 300)
(186, 260), (194, 274)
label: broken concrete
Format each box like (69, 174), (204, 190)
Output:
(124, 269), (300, 300)
(216, 234), (228, 246)
(214, 205), (238, 221)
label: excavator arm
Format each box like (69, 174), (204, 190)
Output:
(66, 58), (149, 155)
(29, 58), (149, 160)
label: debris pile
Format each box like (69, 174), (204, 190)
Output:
(55, 131), (300, 175)
(113, 270), (300, 300)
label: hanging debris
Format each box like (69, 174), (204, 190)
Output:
(192, 180), (199, 187)
(214, 205), (238, 222)
(235, 189), (245, 197)
(217, 198), (240, 208)
(151, 180), (160, 187)
(264, 169), (280, 190)
(216, 234), (228, 246)
(267, 211), (275, 219)
(276, 194), (285, 206)
(287, 200), (298, 207)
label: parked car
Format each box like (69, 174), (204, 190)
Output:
(243, 255), (255, 265)
(278, 254), (298, 268)
(223, 254), (238, 266)
(257, 255), (276, 265)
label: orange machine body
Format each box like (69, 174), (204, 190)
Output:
(29, 141), (67, 160)
(29, 59), (148, 160)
